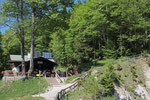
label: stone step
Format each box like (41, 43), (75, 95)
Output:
(46, 78), (60, 85)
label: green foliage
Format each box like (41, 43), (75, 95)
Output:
(62, 0), (150, 64)
(102, 43), (117, 59)
(2, 30), (20, 56)
(11, 95), (45, 100)
(54, 65), (68, 72)
(1, 0), (150, 68)
(116, 64), (122, 71)
(65, 63), (120, 99)
(65, 56), (147, 99)
(0, 33), (3, 68)
(81, 75), (100, 99)
(77, 62), (93, 73)
(50, 29), (67, 65)
(0, 77), (49, 100)
(1, 30), (21, 69)
(147, 57), (150, 66)
(98, 63), (121, 96)
(102, 94), (117, 100)
(130, 66), (138, 80)
(65, 75), (79, 83)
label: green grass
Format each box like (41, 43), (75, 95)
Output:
(102, 94), (116, 100)
(64, 55), (148, 99)
(12, 95), (45, 100)
(96, 59), (114, 65)
(65, 75), (80, 83)
(0, 77), (49, 100)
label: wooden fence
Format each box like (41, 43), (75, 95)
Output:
(2, 70), (25, 82)
(55, 54), (147, 100)
(56, 72), (88, 100)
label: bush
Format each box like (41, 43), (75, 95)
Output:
(81, 75), (99, 99)
(147, 57), (150, 66)
(65, 75), (79, 83)
(130, 66), (138, 78)
(116, 64), (122, 71)
(98, 63), (120, 96)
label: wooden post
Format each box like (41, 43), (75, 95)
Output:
(39, 70), (41, 97)
(4, 71), (7, 83)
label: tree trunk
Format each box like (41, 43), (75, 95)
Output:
(28, 7), (36, 75)
(20, 0), (25, 75)
(16, 0), (25, 75)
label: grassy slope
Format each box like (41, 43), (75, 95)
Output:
(0, 77), (49, 100)
(64, 59), (117, 100)
(95, 56), (147, 99)
(65, 55), (149, 99)
(113, 57), (147, 99)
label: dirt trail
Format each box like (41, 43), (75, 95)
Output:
(140, 58), (150, 100)
(33, 83), (74, 100)
(143, 61), (150, 91)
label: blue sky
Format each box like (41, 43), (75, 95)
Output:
(1, 0), (7, 34)
(0, 0), (81, 34)
(1, 26), (9, 34)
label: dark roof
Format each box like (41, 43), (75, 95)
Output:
(9, 55), (56, 64)
(10, 55), (29, 62)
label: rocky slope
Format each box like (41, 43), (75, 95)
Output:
(114, 55), (150, 100)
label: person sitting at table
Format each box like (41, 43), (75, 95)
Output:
(12, 65), (19, 76)
(57, 70), (62, 77)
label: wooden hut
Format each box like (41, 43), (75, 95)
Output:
(9, 55), (57, 75)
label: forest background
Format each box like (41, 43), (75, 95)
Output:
(0, 0), (150, 70)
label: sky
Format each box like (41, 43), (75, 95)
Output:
(0, 0), (81, 34)
(1, 0), (8, 34)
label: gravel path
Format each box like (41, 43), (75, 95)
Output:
(141, 59), (150, 90)
(141, 58), (150, 100)
(33, 83), (74, 100)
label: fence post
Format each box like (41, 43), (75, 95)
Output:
(67, 94), (68, 100)
(39, 70), (41, 97)
(4, 71), (7, 83)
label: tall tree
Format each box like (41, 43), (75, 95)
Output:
(2, 0), (27, 74)
(54, 0), (150, 65)
(28, 3), (36, 75)
(0, 32), (3, 68)
(16, 0), (25, 75)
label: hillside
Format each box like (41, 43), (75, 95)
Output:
(65, 54), (150, 100)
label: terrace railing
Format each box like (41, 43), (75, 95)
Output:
(55, 72), (64, 83)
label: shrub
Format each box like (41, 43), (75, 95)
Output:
(65, 75), (79, 83)
(130, 66), (138, 78)
(82, 75), (99, 99)
(98, 63), (121, 96)
(147, 57), (150, 66)
(116, 64), (122, 71)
